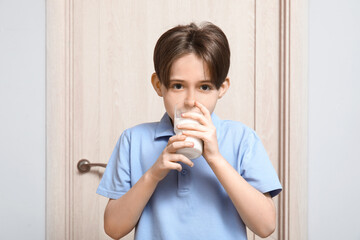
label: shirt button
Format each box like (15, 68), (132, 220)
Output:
(181, 169), (188, 175)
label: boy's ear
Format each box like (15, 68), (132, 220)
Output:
(218, 77), (230, 99)
(151, 73), (163, 97)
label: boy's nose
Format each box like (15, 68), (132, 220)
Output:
(184, 90), (196, 108)
(184, 99), (195, 108)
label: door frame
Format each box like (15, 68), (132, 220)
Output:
(278, 0), (308, 239)
(46, 0), (308, 239)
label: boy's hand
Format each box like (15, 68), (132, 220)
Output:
(148, 134), (194, 182)
(176, 101), (221, 163)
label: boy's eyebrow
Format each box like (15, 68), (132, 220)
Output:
(169, 79), (213, 83)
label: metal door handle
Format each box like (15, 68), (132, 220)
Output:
(77, 159), (107, 173)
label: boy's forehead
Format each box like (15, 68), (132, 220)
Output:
(169, 55), (211, 80)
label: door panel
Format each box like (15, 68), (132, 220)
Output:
(47, 0), (307, 239)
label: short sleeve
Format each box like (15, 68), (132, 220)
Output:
(96, 130), (131, 199)
(239, 130), (282, 198)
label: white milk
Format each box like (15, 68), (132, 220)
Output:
(174, 117), (203, 159)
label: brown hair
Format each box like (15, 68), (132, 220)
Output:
(153, 22), (230, 89)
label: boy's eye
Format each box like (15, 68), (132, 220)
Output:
(200, 85), (212, 91)
(172, 83), (183, 90)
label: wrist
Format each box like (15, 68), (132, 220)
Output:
(144, 169), (162, 186)
(206, 152), (225, 167)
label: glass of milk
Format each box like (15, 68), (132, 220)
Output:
(173, 105), (203, 159)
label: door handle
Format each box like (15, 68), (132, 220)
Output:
(77, 159), (107, 173)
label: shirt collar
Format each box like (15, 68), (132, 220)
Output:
(154, 113), (175, 139)
(211, 112), (221, 130)
(154, 112), (222, 140)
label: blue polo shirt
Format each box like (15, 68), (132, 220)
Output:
(97, 113), (282, 240)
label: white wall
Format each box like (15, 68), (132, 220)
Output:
(0, 1), (45, 240)
(308, 0), (360, 239)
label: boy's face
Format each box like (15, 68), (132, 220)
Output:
(152, 53), (230, 122)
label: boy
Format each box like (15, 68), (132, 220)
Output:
(97, 22), (282, 240)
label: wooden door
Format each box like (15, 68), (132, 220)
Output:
(46, 0), (307, 239)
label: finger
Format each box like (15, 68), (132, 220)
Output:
(165, 161), (182, 172)
(170, 153), (194, 168)
(167, 140), (194, 153)
(181, 111), (208, 126)
(176, 123), (207, 132)
(168, 162), (183, 172)
(182, 130), (205, 140)
(194, 101), (211, 119)
(168, 134), (187, 145)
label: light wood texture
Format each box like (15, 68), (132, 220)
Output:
(279, 0), (290, 238)
(46, 0), (69, 239)
(46, 0), (307, 239)
(288, 0), (308, 239)
(254, 0), (280, 239)
(278, 0), (308, 239)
